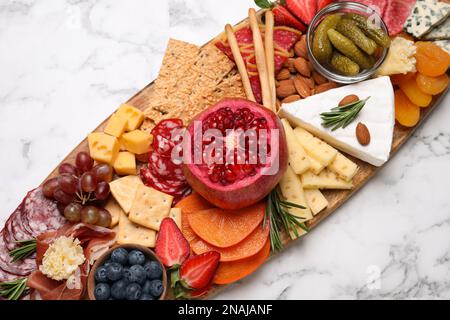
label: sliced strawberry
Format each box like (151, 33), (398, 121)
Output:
(317, 0), (334, 11)
(285, 0), (317, 25)
(179, 251), (220, 290)
(155, 218), (190, 268)
(272, 4), (307, 31)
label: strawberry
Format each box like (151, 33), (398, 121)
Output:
(317, 0), (334, 11)
(155, 217), (190, 268)
(272, 4), (307, 31)
(285, 0), (317, 25)
(177, 251), (220, 290)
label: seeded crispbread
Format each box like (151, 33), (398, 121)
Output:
(141, 40), (246, 132)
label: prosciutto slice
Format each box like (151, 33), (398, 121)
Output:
(27, 223), (115, 300)
(215, 24), (301, 103)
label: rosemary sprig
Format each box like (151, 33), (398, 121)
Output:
(264, 189), (309, 253)
(9, 239), (36, 262)
(320, 97), (370, 131)
(0, 278), (28, 300)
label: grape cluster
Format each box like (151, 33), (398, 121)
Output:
(43, 152), (113, 227)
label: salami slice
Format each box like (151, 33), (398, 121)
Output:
(140, 166), (189, 196)
(273, 28), (302, 51)
(148, 152), (185, 181)
(0, 231), (37, 276)
(21, 188), (66, 238)
(151, 119), (184, 156)
(383, 0), (416, 35)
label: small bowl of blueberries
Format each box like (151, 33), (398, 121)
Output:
(87, 244), (167, 300)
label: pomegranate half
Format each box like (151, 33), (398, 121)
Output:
(182, 98), (288, 210)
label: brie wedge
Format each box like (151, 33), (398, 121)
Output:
(278, 77), (395, 167)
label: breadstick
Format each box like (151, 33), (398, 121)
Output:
(265, 10), (276, 111)
(225, 24), (256, 102)
(249, 8), (272, 110)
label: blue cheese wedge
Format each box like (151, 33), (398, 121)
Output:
(278, 77), (395, 167)
(404, 0), (449, 38)
(424, 17), (450, 40)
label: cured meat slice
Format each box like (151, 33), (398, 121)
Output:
(0, 231), (36, 276)
(215, 24), (301, 104)
(28, 223), (115, 300)
(21, 188), (66, 238)
(383, 0), (416, 35)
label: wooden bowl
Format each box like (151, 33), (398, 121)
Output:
(87, 244), (168, 300)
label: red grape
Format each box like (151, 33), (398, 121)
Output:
(81, 206), (99, 225)
(76, 152), (93, 174)
(53, 189), (74, 205)
(58, 174), (78, 195)
(95, 181), (110, 200)
(42, 178), (59, 198)
(59, 163), (78, 176)
(92, 164), (113, 183)
(80, 172), (96, 193)
(64, 203), (82, 223)
(97, 208), (112, 228)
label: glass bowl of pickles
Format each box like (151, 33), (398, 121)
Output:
(307, 1), (390, 84)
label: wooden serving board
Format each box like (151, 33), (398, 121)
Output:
(39, 20), (449, 299)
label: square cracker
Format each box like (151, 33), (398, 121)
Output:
(109, 175), (143, 214)
(169, 208), (182, 229)
(117, 212), (156, 248)
(128, 184), (173, 231)
(105, 198), (123, 228)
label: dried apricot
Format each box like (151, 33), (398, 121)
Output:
(390, 72), (416, 85)
(399, 77), (432, 107)
(395, 89), (420, 127)
(415, 42), (450, 77)
(416, 73), (449, 95)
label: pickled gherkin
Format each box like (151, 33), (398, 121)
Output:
(312, 14), (342, 64)
(331, 53), (360, 76)
(327, 29), (373, 69)
(336, 19), (378, 55)
(344, 13), (390, 48)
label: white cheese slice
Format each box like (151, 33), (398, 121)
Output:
(278, 77), (395, 167)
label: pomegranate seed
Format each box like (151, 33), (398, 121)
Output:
(224, 170), (236, 182)
(209, 172), (221, 183)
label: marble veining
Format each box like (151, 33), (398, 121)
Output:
(0, 0), (448, 299)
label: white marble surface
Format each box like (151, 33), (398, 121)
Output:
(0, 0), (449, 299)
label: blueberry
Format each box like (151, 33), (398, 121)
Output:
(123, 266), (131, 281)
(106, 262), (123, 281)
(125, 283), (142, 300)
(128, 250), (145, 265)
(111, 248), (128, 265)
(140, 293), (155, 300)
(147, 279), (164, 298)
(144, 260), (163, 280)
(110, 279), (129, 300)
(94, 283), (110, 300)
(95, 266), (109, 283)
(127, 265), (146, 284)
(103, 259), (113, 267)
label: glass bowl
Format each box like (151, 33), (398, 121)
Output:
(306, 1), (390, 84)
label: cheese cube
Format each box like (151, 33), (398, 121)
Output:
(116, 104), (144, 131)
(113, 152), (136, 176)
(104, 113), (128, 138)
(120, 130), (152, 155)
(88, 132), (119, 165)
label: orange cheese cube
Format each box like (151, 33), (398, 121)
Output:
(113, 152), (136, 176)
(104, 113), (127, 138)
(88, 132), (119, 165)
(115, 104), (144, 131)
(120, 130), (152, 155)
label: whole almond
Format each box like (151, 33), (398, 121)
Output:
(282, 94), (301, 104)
(276, 84), (297, 98)
(293, 76), (311, 98)
(293, 57), (311, 77)
(356, 122), (371, 146)
(294, 38), (308, 59)
(300, 75), (315, 89)
(315, 82), (338, 94)
(277, 79), (294, 87)
(312, 71), (327, 85)
(284, 58), (296, 73)
(276, 68), (291, 80)
(339, 94), (360, 106)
